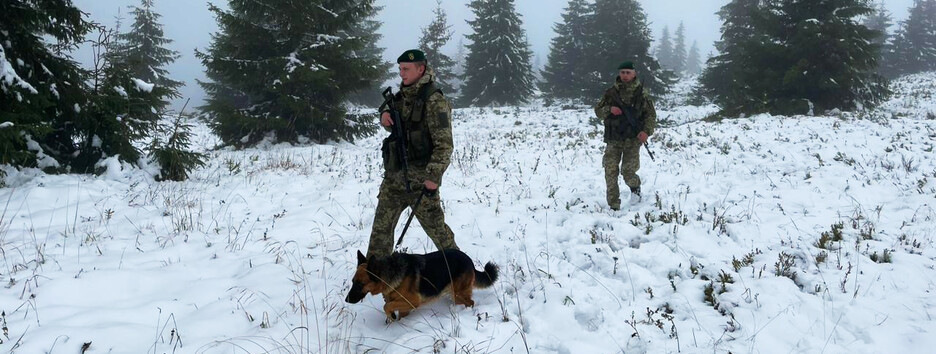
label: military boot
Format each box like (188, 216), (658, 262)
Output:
(629, 186), (641, 202)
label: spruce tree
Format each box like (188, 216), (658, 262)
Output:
(540, 0), (594, 101)
(346, 3), (392, 105)
(672, 22), (688, 76)
(588, 0), (671, 97)
(776, 0), (888, 112)
(115, 0), (183, 110)
(862, 2), (893, 76)
(76, 38), (170, 173)
(889, 0), (936, 77)
(700, 0), (888, 115)
(109, 0), (205, 180)
(453, 38), (467, 77)
(450, 38), (467, 93)
(198, 0), (385, 146)
(685, 40), (702, 76)
(1, 0), (91, 169)
(698, 0), (783, 115)
(149, 100), (206, 181)
(2, 1), (170, 174)
(533, 53), (543, 82)
(656, 26), (674, 70)
(863, 2), (893, 47)
(418, 0), (456, 94)
(461, 0), (534, 106)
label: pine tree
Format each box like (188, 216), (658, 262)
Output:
(672, 22), (688, 76)
(533, 52), (543, 82)
(346, 3), (393, 105)
(66, 20), (179, 174)
(450, 38), (468, 93)
(1, 0), (92, 169)
(588, 0), (671, 97)
(418, 0), (456, 94)
(108, 0), (205, 180)
(540, 0), (594, 101)
(461, 0), (534, 106)
(889, 0), (936, 77)
(863, 2), (893, 46)
(453, 38), (467, 77)
(776, 0), (888, 112)
(149, 100), (206, 181)
(685, 40), (702, 76)
(197, 0), (385, 147)
(862, 2), (893, 75)
(115, 0), (183, 110)
(700, 0), (887, 116)
(2, 1), (170, 174)
(698, 0), (784, 115)
(656, 26), (674, 70)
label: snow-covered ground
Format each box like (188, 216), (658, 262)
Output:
(1, 73), (935, 353)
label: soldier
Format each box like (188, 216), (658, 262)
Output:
(366, 49), (458, 258)
(594, 61), (657, 211)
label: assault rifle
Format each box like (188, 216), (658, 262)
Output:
(609, 93), (656, 162)
(380, 87), (412, 192)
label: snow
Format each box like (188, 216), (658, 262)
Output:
(91, 134), (103, 148)
(0, 121), (12, 129)
(95, 155), (126, 181)
(286, 51), (302, 73)
(23, 134), (60, 168)
(132, 78), (155, 92)
(113, 85), (128, 97)
(316, 4), (338, 17)
(1, 45), (39, 94)
(1, 74), (935, 353)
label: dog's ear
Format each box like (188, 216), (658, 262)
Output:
(357, 250), (367, 265)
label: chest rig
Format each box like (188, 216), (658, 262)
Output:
(383, 82), (443, 171)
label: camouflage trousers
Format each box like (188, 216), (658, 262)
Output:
(603, 140), (641, 208)
(367, 171), (457, 258)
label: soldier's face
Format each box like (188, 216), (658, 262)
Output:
(399, 63), (426, 86)
(619, 69), (636, 83)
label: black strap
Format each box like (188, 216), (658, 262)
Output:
(395, 190), (426, 249)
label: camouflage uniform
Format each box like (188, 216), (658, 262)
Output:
(594, 77), (657, 209)
(367, 67), (458, 258)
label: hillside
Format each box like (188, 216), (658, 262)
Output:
(1, 73), (935, 353)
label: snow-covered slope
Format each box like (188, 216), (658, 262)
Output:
(1, 73), (934, 353)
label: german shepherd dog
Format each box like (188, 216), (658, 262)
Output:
(345, 249), (499, 321)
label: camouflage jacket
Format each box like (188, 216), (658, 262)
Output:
(380, 68), (454, 185)
(594, 77), (657, 143)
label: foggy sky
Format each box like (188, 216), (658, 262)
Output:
(73, 0), (915, 111)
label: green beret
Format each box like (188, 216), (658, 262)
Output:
(618, 61), (635, 70)
(397, 49), (427, 63)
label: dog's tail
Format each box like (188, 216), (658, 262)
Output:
(474, 262), (499, 289)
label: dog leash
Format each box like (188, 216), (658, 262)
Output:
(394, 188), (436, 249)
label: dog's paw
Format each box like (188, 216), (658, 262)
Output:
(385, 311), (399, 323)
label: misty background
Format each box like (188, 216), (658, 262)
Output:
(73, 0), (915, 111)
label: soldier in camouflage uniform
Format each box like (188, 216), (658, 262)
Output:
(366, 49), (458, 258)
(594, 61), (657, 210)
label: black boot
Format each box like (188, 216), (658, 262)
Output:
(630, 186), (641, 201)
